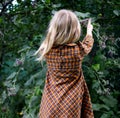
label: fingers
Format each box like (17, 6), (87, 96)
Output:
(88, 18), (91, 26)
(87, 18), (93, 36)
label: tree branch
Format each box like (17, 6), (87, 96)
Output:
(0, 0), (14, 17)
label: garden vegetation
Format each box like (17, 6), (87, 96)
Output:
(0, 0), (120, 118)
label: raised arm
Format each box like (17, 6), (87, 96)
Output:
(79, 19), (94, 56)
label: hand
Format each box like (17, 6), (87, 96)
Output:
(87, 18), (93, 36)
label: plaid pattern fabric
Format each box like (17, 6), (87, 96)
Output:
(39, 35), (94, 118)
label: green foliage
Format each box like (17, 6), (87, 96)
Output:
(0, 0), (120, 118)
(82, 33), (120, 117)
(0, 46), (46, 117)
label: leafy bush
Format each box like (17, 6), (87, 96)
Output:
(0, 0), (120, 118)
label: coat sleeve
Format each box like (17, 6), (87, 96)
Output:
(79, 35), (94, 56)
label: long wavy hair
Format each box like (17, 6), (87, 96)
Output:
(35, 9), (81, 61)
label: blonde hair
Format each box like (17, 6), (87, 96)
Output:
(35, 9), (81, 61)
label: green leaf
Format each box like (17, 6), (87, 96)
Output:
(100, 113), (111, 118)
(0, 18), (3, 23)
(100, 95), (118, 108)
(23, 89), (32, 96)
(46, 0), (50, 4)
(113, 10), (120, 16)
(92, 80), (100, 89)
(100, 111), (114, 118)
(36, 79), (44, 86)
(18, 46), (31, 53)
(1, 91), (7, 103)
(92, 103), (110, 111)
(92, 64), (100, 71)
(7, 72), (17, 80)
(24, 77), (33, 86)
(75, 11), (90, 18)
(30, 96), (39, 107)
(15, 85), (20, 92)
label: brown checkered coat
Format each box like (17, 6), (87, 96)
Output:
(39, 35), (94, 118)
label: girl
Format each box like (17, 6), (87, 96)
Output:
(35, 9), (94, 118)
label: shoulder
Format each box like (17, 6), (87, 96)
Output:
(46, 42), (80, 57)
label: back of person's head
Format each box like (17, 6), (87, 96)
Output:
(49, 9), (81, 45)
(35, 9), (81, 61)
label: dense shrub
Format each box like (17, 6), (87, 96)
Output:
(0, 0), (120, 117)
